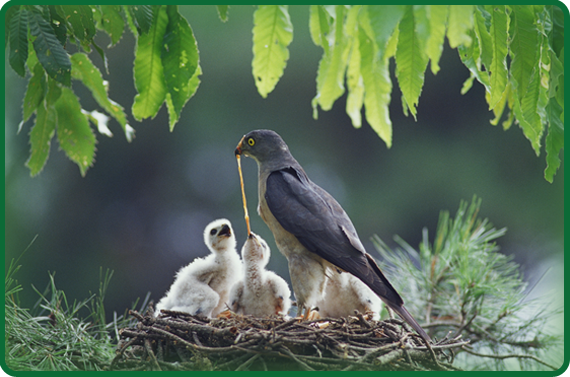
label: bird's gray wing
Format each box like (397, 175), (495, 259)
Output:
(265, 168), (403, 306)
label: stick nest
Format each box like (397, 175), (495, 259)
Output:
(111, 308), (468, 371)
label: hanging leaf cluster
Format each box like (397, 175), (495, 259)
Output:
(252, 5), (564, 183)
(6, 5), (200, 176)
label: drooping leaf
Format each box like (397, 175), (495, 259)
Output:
(48, 5), (67, 46)
(54, 87), (96, 176)
(512, 73), (543, 156)
(5, 5), (19, 47)
(473, 6), (493, 71)
(45, 76), (62, 106)
(425, 5), (448, 75)
(59, 5), (96, 43)
(100, 5), (125, 46)
(132, 5), (168, 121)
(252, 5), (293, 98)
(28, 11), (71, 86)
(162, 5), (201, 130)
(359, 26), (392, 148)
(366, 5), (405, 61)
(345, 5), (364, 128)
(447, 5), (473, 48)
(396, 5), (429, 119)
(22, 63), (47, 122)
(9, 9), (29, 77)
(544, 97), (564, 183)
(486, 5), (508, 110)
(130, 5), (154, 35)
(309, 5), (331, 53)
(314, 5), (350, 112)
(458, 30), (490, 93)
(70, 53), (130, 138)
(26, 102), (57, 176)
(509, 5), (539, 101)
(216, 5), (229, 22)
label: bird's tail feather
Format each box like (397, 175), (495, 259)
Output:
(388, 303), (432, 343)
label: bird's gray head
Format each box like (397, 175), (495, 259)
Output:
(241, 232), (270, 267)
(235, 129), (294, 167)
(204, 218), (236, 253)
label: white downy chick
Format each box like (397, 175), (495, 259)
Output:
(229, 232), (291, 317)
(155, 219), (243, 318)
(316, 271), (383, 320)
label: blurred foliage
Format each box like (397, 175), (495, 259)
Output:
(4, 5), (564, 180)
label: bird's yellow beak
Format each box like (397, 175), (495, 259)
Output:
(235, 136), (245, 155)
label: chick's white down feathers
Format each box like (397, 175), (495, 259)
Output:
(229, 233), (291, 317)
(155, 219), (243, 318)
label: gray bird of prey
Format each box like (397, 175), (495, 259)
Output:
(235, 129), (431, 342)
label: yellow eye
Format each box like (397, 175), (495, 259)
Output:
(247, 137), (255, 146)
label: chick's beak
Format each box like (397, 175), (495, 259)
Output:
(234, 136), (245, 155)
(219, 224), (232, 237)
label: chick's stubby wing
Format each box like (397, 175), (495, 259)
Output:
(265, 167), (403, 307)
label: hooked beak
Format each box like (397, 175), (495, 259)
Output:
(219, 224), (232, 237)
(234, 136), (245, 156)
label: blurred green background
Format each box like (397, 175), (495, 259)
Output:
(5, 6), (563, 322)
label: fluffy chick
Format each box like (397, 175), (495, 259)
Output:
(155, 219), (243, 318)
(229, 233), (291, 317)
(316, 271), (383, 320)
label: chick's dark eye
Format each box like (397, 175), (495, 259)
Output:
(247, 137), (255, 146)
(210, 229), (217, 236)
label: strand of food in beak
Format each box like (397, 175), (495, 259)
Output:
(236, 154), (251, 236)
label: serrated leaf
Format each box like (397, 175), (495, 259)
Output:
(309, 5), (331, 53)
(60, 5), (96, 42)
(5, 5), (19, 48)
(396, 5), (429, 119)
(26, 102), (57, 176)
(486, 5), (508, 110)
(512, 73), (544, 156)
(458, 30), (490, 93)
(100, 5), (124, 46)
(166, 65), (201, 132)
(216, 5), (229, 22)
(426, 5), (448, 75)
(509, 5), (539, 101)
(345, 5), (363, 128)
(252, 5), (293, 98)
(9, 9), (28, 77)
(28, 11), (71, 86)
(48, 5), (67, 46)
(46, 77), (62, 106)
(23, 63), (47, 122)
(544, 97), (564, 182)
(473, 6), (493, 71)
(366, 5), (405, 61)
(314, 6), (349, 112)
(122, 5), (138, 35)
(70, 53), (129, 138)
(54, 87), (96, 176)
(359, 26), (392, 148)
(447, 5), (473, 48)
(132, 5), (168, 121)
(489, 81), (510, 126)
(162, 5), (201, 130)
(130, 5), (154, 35)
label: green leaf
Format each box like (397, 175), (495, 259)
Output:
(345, 5), (364, 128)
(314, 5), (350, 112)
(26, 102), (56, 176)
(309, 5), (331, 53)
(396, 5), (429, 119)
(544, 97), (564, 183)
(162, 5), (201, 130)
(23, 63), (47, 122)
(100, 5), (124, 46)
(132, 5), (168, 121)
(70, 53), (130, 139)
(54, 87), (96, 176)
(59, 5), (96, 42)
(512, 74), (544, 156)
(486, 5), (508, 110)
(447, 5), (473, 48)
(473, 6), (493, 71)
(252, 5), (293, 98)
(359, 26), (392, 148)
(425, 5), (448, 75)
(366, 5), (405, 60)
(9, 9), (29, 77)
(458, 30), (490, 93)
(48, 5), (68, 46)
(509, 5), (539, 101)
(216, 5), (229, 22)
(28, 11), (71, 86)
(130, 5), (154, 35)
(5, 5), (19, 48)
